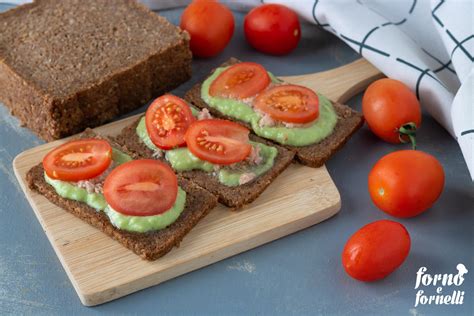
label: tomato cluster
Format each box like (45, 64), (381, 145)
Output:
(342, 79), (445, 282)
(180, 1), (301, 57)
(144, 95), (253, 166)
(362, 79), (445, 219)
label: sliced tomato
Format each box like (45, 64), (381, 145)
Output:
(253, 85), (319, 124)
(43, 139), (112, 181)
(103, 160), (178, 216)
(209, 62), (270, 99)
(185, 119), (252, 165)
(145, 94), (195, 150)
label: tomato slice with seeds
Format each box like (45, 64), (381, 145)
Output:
(253, 84), (319, 124)
(145, 94), (195, 150)
(103, 160), (178, 216)
(185, 119), (252, 165)
(42, 139), (112, 182)
(209, 62), (270, 99)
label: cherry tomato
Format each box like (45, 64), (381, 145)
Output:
(185, 119), (252, 165)
(209, 62), (270, 99)
(103, 160), (178, 216)
(362, 78), (421, 147)
(244, 4), (301, 55)
(43, 139), (112, 181)
(368, 150), (444, 218)
(254, 85), (319, 123)
(180, 0), (234, 58)
(342, 220), (411, 282)
(145, 94), (195, 150)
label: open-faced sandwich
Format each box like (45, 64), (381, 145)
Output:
(184, 58), (364, 167)
(115, 94), (295, 209)
(27, 130), (217, 260)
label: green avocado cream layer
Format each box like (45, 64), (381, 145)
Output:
(216, 143), (277, 186)
(136, 117), (277, 187)
(45, 174), (108, 210)
(201, 67), (338, 146)
(104, 187), (186, 233)
(44, 148), (186, 233)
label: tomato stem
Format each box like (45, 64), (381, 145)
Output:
(398, 122), (417, 150)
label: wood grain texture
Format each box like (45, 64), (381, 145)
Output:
(12, 58), (381, 306)
(280, 58), (384, 104)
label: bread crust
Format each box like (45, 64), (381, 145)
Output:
(0, 0), (192, 141)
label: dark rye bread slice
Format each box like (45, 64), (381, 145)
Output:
(114, 118), (295, 209)
(184, 58), (364, 168)
(26, 130), (218, 260)
(0, 0), (191, 141)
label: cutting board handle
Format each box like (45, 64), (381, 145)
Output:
(280, 58), (385, 104)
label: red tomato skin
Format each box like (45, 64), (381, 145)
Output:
(185, 119), (252, 165)
(180, 1), (234, 58)
(362, 78), (421, 144)
(342, 220), (411, 282)
(253, 84), (319, 123)
(244, 4), (301, 55)
(145, 94), (195, 150)
(369, 150), (444, 218)
(43, 139), (112, 182)
(103, 160), (178, 216)
(209, 62), (270, 99)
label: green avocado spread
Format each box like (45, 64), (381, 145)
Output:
(165, 147), (215, 172)
(104, 187), (186, 233)
(45, 175), (108, 210)
(136, 117), (277, 187)
(216, 142), (277, 186)
(44, 148), (186, 233)
(201, 67), (338, 146)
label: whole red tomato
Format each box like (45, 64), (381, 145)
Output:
(362, 78), (421, 148)
(244, 4), (301, 55)
(180, 1), (234, 58)
(369, 150), (445, 218)
(342, 220), (411, 282)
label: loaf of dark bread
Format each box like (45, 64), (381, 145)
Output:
(26, 129), (218, 260)
(114, 118), (295, 209)
(0, 0), (191, 141)
(184, 58), (364, 168)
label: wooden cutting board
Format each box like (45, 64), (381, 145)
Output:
(13, 58), (383, 306)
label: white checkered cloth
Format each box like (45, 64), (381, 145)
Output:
(6, 0), (474, 179)
(287, 0), (474, 180)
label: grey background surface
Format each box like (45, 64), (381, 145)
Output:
(0, 4), (472, 316)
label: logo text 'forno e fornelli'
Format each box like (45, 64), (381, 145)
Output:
(414, 264), (468, 307)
